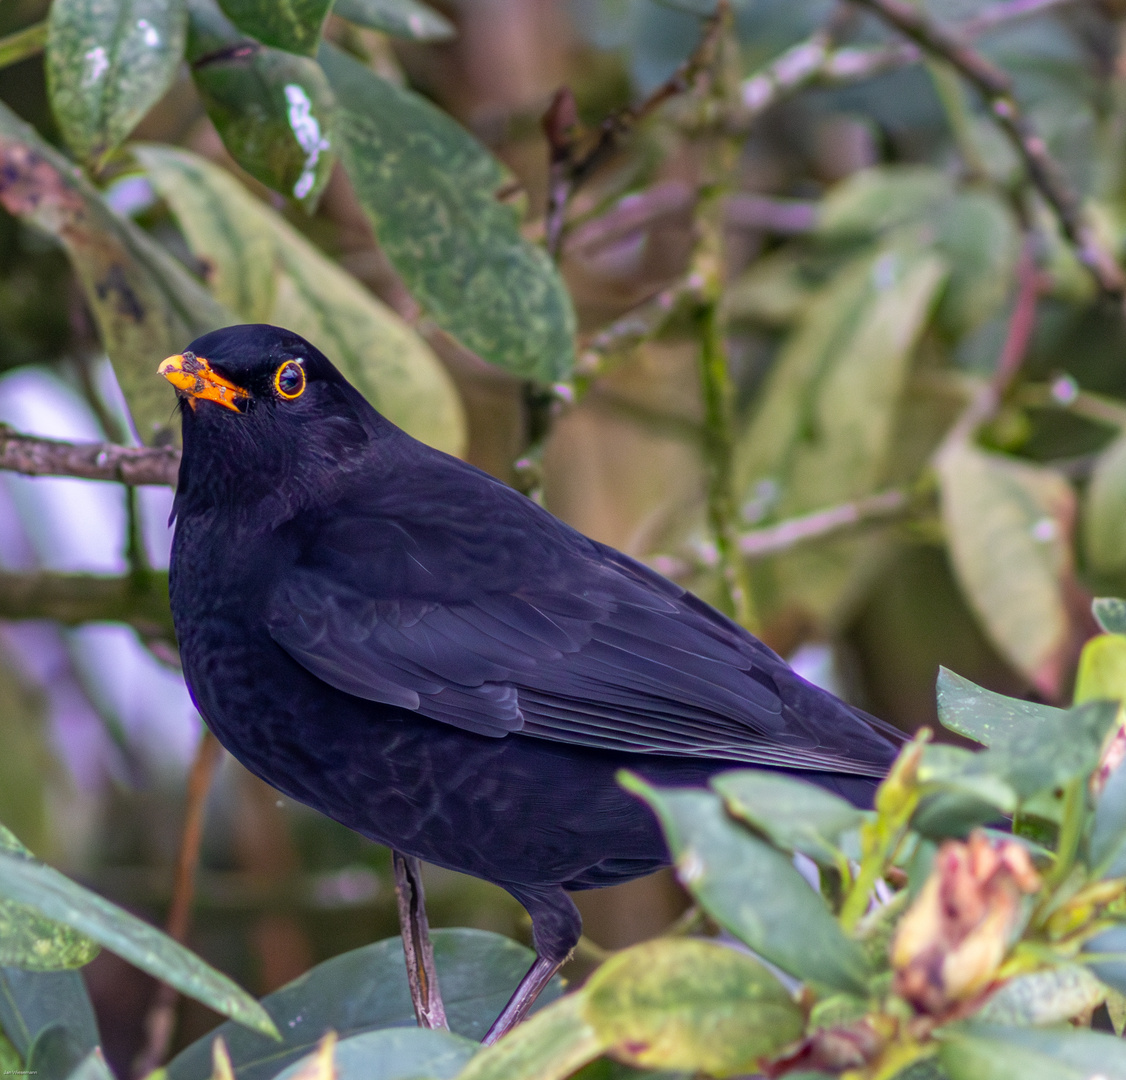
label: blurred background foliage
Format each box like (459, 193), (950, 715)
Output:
(4, 0), (1126, 1073)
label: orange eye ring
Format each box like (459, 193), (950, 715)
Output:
(274, 360), (306, 400)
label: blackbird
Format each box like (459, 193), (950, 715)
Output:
(161, 324), (905, 1040)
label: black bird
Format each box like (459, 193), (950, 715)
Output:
(162, 324), (905, 1041)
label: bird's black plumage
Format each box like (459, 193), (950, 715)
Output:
(165, 325), (905, 1025)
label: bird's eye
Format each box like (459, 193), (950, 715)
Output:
(274, 360), (306, 400)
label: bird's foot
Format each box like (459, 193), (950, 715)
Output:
(392, 851), (448, 1031)
(481, 955), (562, 1045)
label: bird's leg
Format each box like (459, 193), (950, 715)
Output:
(392, 851), (448, 1031)
(483, 884), (580, 1044)
(482, 955), (563, 1044)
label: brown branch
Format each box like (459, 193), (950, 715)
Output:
(134, 730), (224, 1078)
(541, 4), (728, 258)
(0, 570), (174, 637)
(849, 0), (1126, 297)
(0, 426), (180, 486)
(392, 852), (448, 1031)
(725, 194), (819, 234)
(563, 181), (695, 258)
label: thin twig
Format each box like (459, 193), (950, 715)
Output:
(724, 194), (819, 234)
(0, 426), (180, 486)
(392, 852), (448, 1031)
(0, 21), (47, 71)
(134, 730), (224, 1078)
(576, 279), (692, 378)
(850, 0), (1126, 297)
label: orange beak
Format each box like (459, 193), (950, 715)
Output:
(159, 352), (249, 413)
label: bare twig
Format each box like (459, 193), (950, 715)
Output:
(0, 426), (180, 486)
(564, 181), (695, 258)
(540, 7), (727, 257)
(850, 0), (1126, 297)
(739, 488), (912, 558)
(0, 21), (47, 71)
(134, 730), (224, 1077)
(725, 194), (819, 234)
(392, 852), (448, 1031)
(650, 488), (918, 579)
(576, 279), (692, 378)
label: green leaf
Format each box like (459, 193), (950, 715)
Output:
(0, 849), (275, 1039)
(938, 1022), (1126, 1080)
(911, 744), (1018, 839)
(276, 1029), (476, 1080)
(935, 671), (1116, 801)
(166, 930), (562, 1080)
(0, 968), (99, 1080)
(188, 0), (335, 207)
(935, 668), (1065, 747)
(711, 770), (862, 866)
(1091, 759), (1126, 877)
(974, 966), (1106, 1026)
(454, 993), (603, 1080)
(937, 443), (1075, 696)
(0, 828), (98, 972)
(47, 0), (187, 164)
(217, 0), (332, 54)
(582, 938), (803, 1076)
(622, 776), (870, 995)
(818, 166), (951, 238)
(1075, 634), (1126, 703)
(1082, 925), (1126, 994)
(930, 191), (1020, 338)
(332, 0), (455, 41)
(320, 42), (576, 382)
(1083, 436), (1126, 577)
(0, 100), (230, 444)
(1094, 597), (1126, 636)
(736, 244), (946, 625)
(64, 1048), (114, 1080)
(133, 144), (466, 455)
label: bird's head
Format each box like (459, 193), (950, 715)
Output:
(161, 324), (382, 516)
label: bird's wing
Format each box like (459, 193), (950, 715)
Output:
(265, 486), (902, 776)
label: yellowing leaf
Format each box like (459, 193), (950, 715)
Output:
(1075, 634), (1126, 704)
(1083, 435), (1126, 577)
(938, 442), (1075, 697)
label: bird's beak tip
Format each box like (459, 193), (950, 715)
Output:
(159, 352), (249, 413)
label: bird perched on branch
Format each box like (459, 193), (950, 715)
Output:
(162, 324), (905, 1042)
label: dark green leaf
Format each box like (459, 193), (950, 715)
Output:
(0, 850), (275, 1038)
(711, 770), (862, 866)
(911, 745), (1018, 837)
(47, 0), (187, 164)
(332, 0), (454, 41)
(1091, 756), (1126, 878)
(166, 930), (562, 1080)
(582, 938), (803, 1075)
(133, 143), (466, 455)
(936, 444), (1075, 696)
(1094, 597), (1126, 636)
(936, 668), (1066, 748)
(0, 100), (230, 444)
(0, 828), (98, 972)
(217, 0), (331, 54)
(936, 671), (1115, 800)
(622, 776), (870, 994)
(188, 0), (335, 207)
(0, 968), (99, 1080)
(938, 1022), (1126, 1080)
(320, 42), (575, 382)
(275, 1029), (476, 1080)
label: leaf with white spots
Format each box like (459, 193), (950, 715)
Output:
(47, 0), (187, 164)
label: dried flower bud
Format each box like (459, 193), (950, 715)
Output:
(892, 832), (1040, 1016)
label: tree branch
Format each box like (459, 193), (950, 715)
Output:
(0, 571), (174, 638)
(849, 0), (1126, 297)
(0, 426), (180, 486)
